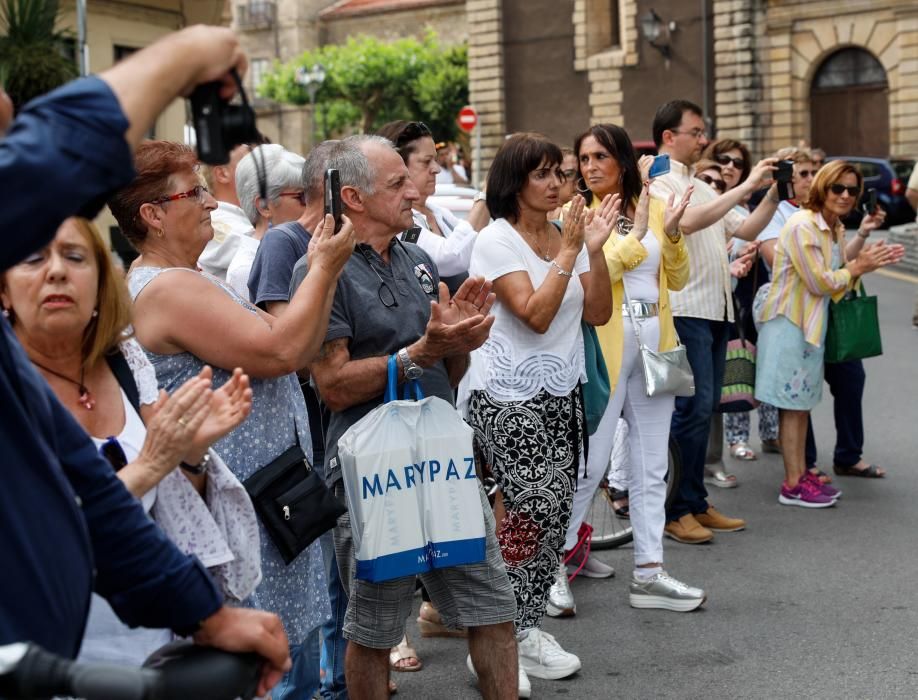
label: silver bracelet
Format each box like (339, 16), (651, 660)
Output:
(551, 260), (574, 277)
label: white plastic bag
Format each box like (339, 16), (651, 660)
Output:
(337, 357), (486, 582)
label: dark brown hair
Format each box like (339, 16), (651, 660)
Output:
(376, 121), (434, 165)
(486, 133), (563, 221)
(573, 124), (641, 207)
(702, 139), (752, 186)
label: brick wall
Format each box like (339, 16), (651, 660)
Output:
(321, 3), (466, 44)
(466, 0), (505, 179)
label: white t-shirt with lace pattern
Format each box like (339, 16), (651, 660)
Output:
(466, 217), (589, 401)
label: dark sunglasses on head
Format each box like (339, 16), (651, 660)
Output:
(829, 183), (860, 197)
(395, 121), (432, 148)
(714, 154), (745, 169)
(699, 174), (727, 193)
(100, 436), (128, 472)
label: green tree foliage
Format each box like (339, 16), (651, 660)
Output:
(0, 0), (77, 110)
(261, 31), (469, 142)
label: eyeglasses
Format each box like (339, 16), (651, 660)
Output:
(277, 190), (307, 205)
(395, 121), (432, 149)
(829, 184), (860, 197)
(150, 184), (210, 206)
(672, 128), (707, 139)
(562, 169), (578, 181)
(358, 247), (398, 308)
(795, 169), (816, 179)
(99, 436), (128, 472)
(714, 154), (745, 170)
(698, 174), (727, 193)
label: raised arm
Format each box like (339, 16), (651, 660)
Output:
(133, 216), (355, 378)
(679, 159), (777, 234)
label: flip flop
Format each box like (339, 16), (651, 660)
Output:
(609, 488), (630, 519)
(807, 467), (833, 484)
(833, 463), (886, 478)
(389, 635), (423, 673)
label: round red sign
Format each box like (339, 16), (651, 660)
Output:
(457, 105), (478, 133)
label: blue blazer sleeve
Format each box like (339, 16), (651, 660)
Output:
(0, 76), (135, 271)
(51, 394), (224, 634)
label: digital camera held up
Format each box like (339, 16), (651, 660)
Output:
(189, 70), (260, 165)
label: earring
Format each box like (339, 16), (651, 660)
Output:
(157, 228), (165, 239)
(91, 309), (99, 318)
(576, 180), (591, 194)
(1, 307), (9, 318)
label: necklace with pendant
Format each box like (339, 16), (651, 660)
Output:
(31, 360), (95, 410)
(520, 227), (552, 261)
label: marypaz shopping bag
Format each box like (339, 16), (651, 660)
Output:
(414, 395), (486, 571)
(337, 356), (485, 582)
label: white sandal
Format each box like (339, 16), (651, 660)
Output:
(729, 442), (757, 461)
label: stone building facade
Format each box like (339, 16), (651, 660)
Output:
(232, 0), (466, 156)
(468, 0), (918, 175)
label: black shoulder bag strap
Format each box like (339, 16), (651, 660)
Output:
(106, 350), (141, 414)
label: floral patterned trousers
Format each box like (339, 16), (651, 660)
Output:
(467, 387), (583, 633)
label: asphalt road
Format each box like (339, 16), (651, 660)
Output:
(387, 270), (918, 700)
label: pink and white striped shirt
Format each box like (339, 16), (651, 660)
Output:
(760, 209), (854, 346)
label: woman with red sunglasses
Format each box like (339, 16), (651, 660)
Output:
(755, 161), (903, 508)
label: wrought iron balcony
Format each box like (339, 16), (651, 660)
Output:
(236, 1), (276, 29)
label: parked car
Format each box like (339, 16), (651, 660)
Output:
(428, 183), (479, 220)
(826, 156), (916, 228)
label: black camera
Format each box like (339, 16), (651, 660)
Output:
(189, 70), (260, 165)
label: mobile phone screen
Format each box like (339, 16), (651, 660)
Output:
(324, 168), (342, 234)
(648, 154), (671, 178)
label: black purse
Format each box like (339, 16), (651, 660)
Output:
(243, 443), (345, 565)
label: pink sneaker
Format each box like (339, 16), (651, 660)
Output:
(802, 472), (841, 500)
(778, 479), (836, 508)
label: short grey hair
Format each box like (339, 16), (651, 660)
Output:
(235, 144), (306, 224)
(326, 135), (395, 199)
(302, 140), (342, 204)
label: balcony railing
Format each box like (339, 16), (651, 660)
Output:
(236, 1), (276, 29)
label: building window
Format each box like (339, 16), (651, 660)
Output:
(237, 0), (276, 29)
(250, 58), (270, 96)
(813, 48), (886, 89)
(585, 0), (620, 56)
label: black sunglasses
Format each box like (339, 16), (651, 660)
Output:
(714, 154), (745, 170)
(829, 184), (860, 197)
(100, 436), (128, 472)
(698, 174), (727, 193)
(394, 121), (432, 149)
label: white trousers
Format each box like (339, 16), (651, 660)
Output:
(564, 316), (675, 565)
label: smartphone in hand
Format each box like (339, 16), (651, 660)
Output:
(775, 160), (795, 201)
(861, 187), (877, 215)
(648, 154), (671, 178)
(324, 168), (342, 234)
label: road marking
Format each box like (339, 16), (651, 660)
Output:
(876, 268), (918, 285)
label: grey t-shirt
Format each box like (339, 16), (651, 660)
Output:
(248, 221), (311, 310)
(289, 238), (454, 484)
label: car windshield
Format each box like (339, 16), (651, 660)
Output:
(891, 159), (916, 180)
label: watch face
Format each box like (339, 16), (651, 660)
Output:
(406, 366), (423, 380)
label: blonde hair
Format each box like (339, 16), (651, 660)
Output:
(804, 160), (863, 213)
(67, 218), (134, 370)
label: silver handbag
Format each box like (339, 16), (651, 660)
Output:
(622, 280), (695, 398)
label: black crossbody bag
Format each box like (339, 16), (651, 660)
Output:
(243, 441), (346, 565)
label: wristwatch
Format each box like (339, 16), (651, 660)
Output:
(398, 347), (424, 380)
(181, 451), (211, 476)
(473, 191), (487, 204)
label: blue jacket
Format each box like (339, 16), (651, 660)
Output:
(0, 77), (222, 658)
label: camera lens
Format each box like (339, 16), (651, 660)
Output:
(222, 105), (259, 153)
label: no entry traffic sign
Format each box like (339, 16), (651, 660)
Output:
(457, 105), (478, 133)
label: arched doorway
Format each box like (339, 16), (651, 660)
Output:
(810, 47), (889, 156)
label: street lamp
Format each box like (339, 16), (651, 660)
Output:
(640, 9), (677, 61)
(296, 62), (327, 145)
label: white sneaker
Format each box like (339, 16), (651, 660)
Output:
(545, 563), (576, 617)
(567, 553), (615, 579)
(517, 628), (581, 680)
(466, 653), (531, 698)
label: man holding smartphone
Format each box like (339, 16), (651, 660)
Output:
(291, 135), (519, 699)
(649, 100), (780, 546)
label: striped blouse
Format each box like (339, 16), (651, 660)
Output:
(760, 209), (855, 346)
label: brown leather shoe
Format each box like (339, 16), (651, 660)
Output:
(663, 514), (714, 544)
(695, 506), (746, 532)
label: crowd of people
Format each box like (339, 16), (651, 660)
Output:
(0, 24), (908, 700)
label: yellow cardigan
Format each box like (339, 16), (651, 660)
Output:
(593, 198), (690, 395)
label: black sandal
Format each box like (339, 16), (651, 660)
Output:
(833, 463), (886, 478)
(609, 487), (630, 519)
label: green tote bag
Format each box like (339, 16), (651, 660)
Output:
(824, 281), (882, 364)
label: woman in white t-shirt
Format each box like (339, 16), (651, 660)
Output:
(464, 133), (619, 683)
